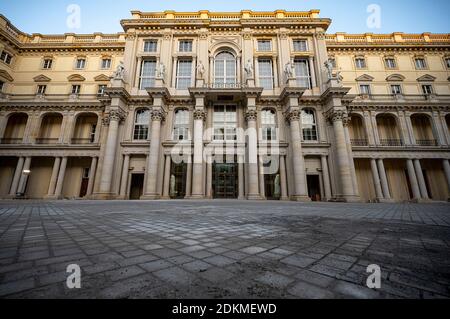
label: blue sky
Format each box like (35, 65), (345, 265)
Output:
(0, 0), (449, 34)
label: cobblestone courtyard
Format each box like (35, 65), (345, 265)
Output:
(0, 200), (449, 299)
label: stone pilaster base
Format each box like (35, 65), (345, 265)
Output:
(189, 195), (206, 200)
(92, 193), (120, 200)
(140, 194), (161, 200)
(247, 194), (263, 200)
(290, 195), (311, 202)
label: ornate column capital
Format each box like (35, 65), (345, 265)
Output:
(245, 110), (258, 122)
(193, 109), (207, 121)
(151, 109), (166, 122)
(109, 110), (126, 122)
(327, 110), (349, 124)
(286, 109), (301, 123)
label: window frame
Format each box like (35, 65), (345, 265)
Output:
(444, 57), (450, 69)
(294, 58), (312, 89)
(301, 109), (318, 142)
(143, 40), (158, 53)
(0, 80), (4, 92)
(101, 58), (112, 70)
(258, 58), (274, 90)
(414, 58), (427, 70)
(384, 57), (397, 69)
(0, 51), (12, 65)
(97, 84), (107, 95)
(133, 109), (150, 141)
(213, 105), (237, 141)
(293, 39), (308, 52)
(71, 84), (81, 95)
(139, 59), (157, 90)
(261, 109), (278, 141)
(173, 109), (190, 141)
(257, 40), (272, 52)
(359, 84), (372, 95)
(214, 52), (237, 86)
(37, 84), (47, 95)
(178, 40), (193, 52)
(175, 59), (193, 90)
(355, 57), (367, 69)
(42, 58), (53, 70)
(390, 84), (402, 95)
(421, 84), (433, 95)
(75, 58), (86, 70)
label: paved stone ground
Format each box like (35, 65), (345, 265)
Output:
(0, 200), (449, 299)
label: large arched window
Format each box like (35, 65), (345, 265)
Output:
(173, 109), (190, 141)
(301, 109), (318, 141)
(133, 109), (149, 140)
(214, 52), (236, 87)
(261, 109), (277, 141)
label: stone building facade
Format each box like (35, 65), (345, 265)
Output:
(0, 10), (449, 202)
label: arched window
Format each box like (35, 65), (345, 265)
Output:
(261, 109), (277, 141)
(173, 109), (190, 141)
(214, 52), (236, 86)
(133, 109), (149, 140)
(301, 109), (318, 141)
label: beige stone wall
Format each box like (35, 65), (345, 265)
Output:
(26, 157), (53, 198)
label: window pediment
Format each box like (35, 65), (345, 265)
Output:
(33, 74), (51, 82)
(94, 74), (111, 82)
(0, 69), (14, 82)
(417, 74), (436, 82)
(355, 74), (374, 82)
(68, 74), (86, 82)
(386, 74), (405, 82)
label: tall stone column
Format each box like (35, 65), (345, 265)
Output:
(162, 155), (172, 199)
(370, 159), (384, 201)
(119, 154), (130, 198)
(331, 111), (356, 201)
(47, 157), (61, 197)
(321, 155), (332, 201)
(9, 157), (24, 196)
(191, 109), (206, 199)
(406, 159), (421, 201)
(414, 159), (429, 200)
(287, 110), (309, 201)
(17, 157), (32, 195)
(238, 155), (245, 199)
(185, 159), (193, 198)
(343, 120), (359, 197)
(142, 110), (165, 199)
(377, 159), (391, 200)
(246, 110), (261, 200)
(206, 155), (213, 199)
(86, 157), (98, 196)
(54, 156), (68, 198)
(279, 155), (289, 201)
(98, 111), (123, 196)
(442, 159), (450, 198)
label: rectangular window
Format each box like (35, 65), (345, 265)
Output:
(97, 85), (107, 95)
(139, 60), (156, 89)
(0, 81), (4, 92)
(43, 59), (53, 69)
(143, 40), (157, 52)
(355, 58), (366, 69)
(176, 59), (192, 90)
(71, 85), (81, 94)
(179, 40), (193, 52)
(294, 58), (311, 89)
(359, 84), (371, 95)
(445, 58), (450, 69)
(422, 84), (433, 95)
(391, 85), (402, 95)
(101, 58), (112, 69)
(257, 40), (272, 52)
(76, 58), (86, 69)
(258, 59), (274, 90)
(90, 125), (96, 143)
(293, 40), (308, 52)
(213, 105), (237, 141)
(0, 51), (12, 65)
(385, 58), (396, 69)
(173, 110), (190, 141)
(415, 58), (427, 69)
(37, 85), (47, 94)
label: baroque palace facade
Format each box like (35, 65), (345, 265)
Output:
(0, 10), (449, 202)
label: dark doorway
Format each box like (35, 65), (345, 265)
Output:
(307, 175), (321, 202)
(213, 162), (238, 199)
(265, 173), (281, 200)
(129, 174), (144, 200)
(422, 170), (433, 199)
(79, 167), (90, 197)
(170, 161), (187, 199)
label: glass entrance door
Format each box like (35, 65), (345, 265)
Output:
(213, 162), (238, 199)
(170, 162), (187, 199)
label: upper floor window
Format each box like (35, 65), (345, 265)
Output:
(0, 81), (4, 92)
(176, 59), (192, 89)
(0, 51), (12, 65)
(293, 40), (308, 52)
(71, 85), (81, 94)
(355, 57), (366, 69)
(37, 85), (47, 95)
(75, 58), (86, 69)
(359, 84), (371, 95)
(179, 40), (193, 52)
(43, 59), (53, 69)
(101, 58), (112, 69)
(444, 57), (450, 69)
(139, 60), (156, 89)
(261, 109), (277, 141)
(258, 58), (274, 90)
(422, 84), (433, 95)
(214, 52), (236, 86)
(257, 40), (272, 52)
(213, 105), (237, 141)
(301, 109), (318, 141)
(415, 58), (427, 69)
(294, 58), (311, 89)
(143, 40), (157, 52)
(173, 109), (190, 141)
(390, 84), (402, 95)
(97, 84), (107, 95)
(385, 58), (396, 69)
(133, 109), (150, 140)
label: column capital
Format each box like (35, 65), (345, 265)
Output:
(245, 110), (258, 122)
(285, 109), (301, 123)
(103, 110), (126, 125)
(151, 109), (166, 122)
(193, 109), (207, 121)
(326, 109), (349, 124)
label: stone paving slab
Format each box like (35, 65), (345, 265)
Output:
(0, 200), (449, 299)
